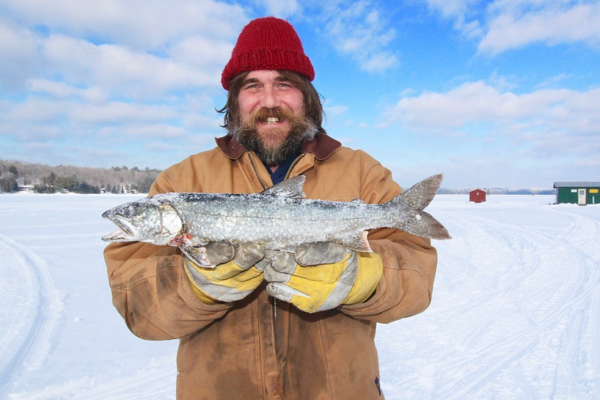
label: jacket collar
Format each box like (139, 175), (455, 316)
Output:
(215, 132), (341, 161)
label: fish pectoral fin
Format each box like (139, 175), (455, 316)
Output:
(179, 243), (215, 268)
(340, 231), (372, 252)
(261, 175), (306, 198)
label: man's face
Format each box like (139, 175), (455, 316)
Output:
(237, 70), (305, 150)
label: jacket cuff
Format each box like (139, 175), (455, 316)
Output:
(339, 237), (435, 322)
(177, 254), (233, 312)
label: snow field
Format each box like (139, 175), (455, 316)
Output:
(0, 193), (598, 399)
(377, 196), (600, 399)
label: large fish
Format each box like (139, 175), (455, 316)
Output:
(102, 174), (450, 265)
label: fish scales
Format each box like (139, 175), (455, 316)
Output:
(102, 174), (451, 265)
(170, 193), (380, 249)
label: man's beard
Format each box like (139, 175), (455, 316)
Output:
(229, 107), (317, 167)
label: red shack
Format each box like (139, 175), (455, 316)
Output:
(470, 188), (486, 203)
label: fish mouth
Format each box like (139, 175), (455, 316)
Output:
(101, 213), (137, 241)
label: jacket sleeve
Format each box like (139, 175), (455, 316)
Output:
(340, 157), (438, 323)
(104, 170), (231, 340)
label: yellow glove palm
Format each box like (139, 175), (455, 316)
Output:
(265, 242), (383, 313)
(183, 242), (265, 304)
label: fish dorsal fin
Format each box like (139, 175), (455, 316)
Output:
(398, 174), (443, 210)
(261, 175), (306, 198)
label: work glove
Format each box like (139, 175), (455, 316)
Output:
(264, 242), (383, 313)
(182, 241), (265, 304)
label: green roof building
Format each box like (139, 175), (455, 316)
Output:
(553, 182), (600, 205)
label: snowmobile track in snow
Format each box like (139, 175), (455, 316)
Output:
(0, 234), (63, 398)
(378, 201), (600, 399)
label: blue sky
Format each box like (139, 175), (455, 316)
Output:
(1, 0), (599, 189)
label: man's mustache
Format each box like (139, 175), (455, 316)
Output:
(246, 107), (298, 125)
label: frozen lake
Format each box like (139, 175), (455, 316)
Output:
(1, 193), (598, 399)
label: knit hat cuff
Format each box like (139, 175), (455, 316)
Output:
(222, 48), (314, 89)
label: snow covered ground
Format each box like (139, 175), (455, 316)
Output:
(0, 193), (598, 399)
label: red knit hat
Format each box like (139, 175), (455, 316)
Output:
(221, 17), (315, 90)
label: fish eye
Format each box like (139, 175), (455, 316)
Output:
(121, 204), (141, 218)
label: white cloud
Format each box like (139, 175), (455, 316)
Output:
(535, 73), (571, 89)
(168, 36), (233, 70)
(318, 1), (399, 73)
(1, 0), (247, 50)
(0, 19), (41, 90)
(479, 2), (600, 55)
(27, 79), (109, 103)
(0, 1), (242, 173)
(70, 102), (178, 125)
(423, 0), (600, 54)
(1, 94), (219, 143)
(7, 97), (68, 124)
(381, 81), (519, 129)
(0, 0), (252, 99)
(423, 0), (483, 37)
(183, 113), (223, 130)
(145, 141), (180, 152)
(379, 81), (600, 158)
(360, 52), (398, 74)
(0, 1), (249, 97)
(2, 97), (174, 141)
(424, 0), (477, 19)
(324, 104), (349, 115)
(43, 35), (219, 96)
(102, 124), (187, 139)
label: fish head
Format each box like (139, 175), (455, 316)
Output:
(101, 199), (182, 245)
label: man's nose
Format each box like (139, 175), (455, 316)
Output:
(260, 86), (280, 108)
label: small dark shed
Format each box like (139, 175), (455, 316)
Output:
(469, 188), (486, 203)
(553, 182), (600, 205)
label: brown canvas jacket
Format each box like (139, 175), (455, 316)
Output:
(104, 133), (438, 400)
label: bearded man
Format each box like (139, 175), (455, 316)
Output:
(104, 17), (438, 400)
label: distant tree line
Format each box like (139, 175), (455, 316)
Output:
(438, 187), (555, 195)
(0, 160), (161, 194)
(0, 163), (20, 193)
(1, 160), (557, 195)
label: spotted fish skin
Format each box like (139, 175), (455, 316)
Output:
(102, 174), (450, 258)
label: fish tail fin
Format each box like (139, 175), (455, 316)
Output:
(387, 174), (451, 240)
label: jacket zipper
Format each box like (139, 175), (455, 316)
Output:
(248, 150), (304, 397)
(249, 151), (304, 323)
(284, 154), (304, 180)
(248, 152), (279, 324)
